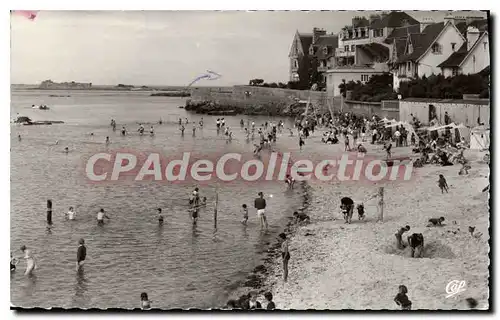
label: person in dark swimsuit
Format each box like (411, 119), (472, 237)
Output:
(340, 197), (354, 224)
(76, 238), (86, 271)
(157, 208), (164, 225)
(10, 253), (18, 271)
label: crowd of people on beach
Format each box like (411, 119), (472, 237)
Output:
(13, 104), (485, 310)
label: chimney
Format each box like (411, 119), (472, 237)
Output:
(420, 17), (435, 33)
(467, 26), (480, 51)
(312, 27), (327, 44)
(444, 13), (455, 25)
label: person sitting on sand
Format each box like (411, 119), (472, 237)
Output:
(427, 217), (445, 227)
(394, 285), (412, 310)
(357, 144), (367, 154)
(226, 299), (239, 310)
(264, 292), (275, 310)
(395, 225), (410, 249)
(237, 294), (250, 310)
(248, 291), (262, 309)
(438, 174), (449, 193)
(407, 233), (424, 258)
(293, 211), (310, 224)
(466, 298), (478, 309)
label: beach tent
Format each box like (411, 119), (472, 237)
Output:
(470, 126), (490, 150)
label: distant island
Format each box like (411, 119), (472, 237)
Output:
(12, 80), (190, 96)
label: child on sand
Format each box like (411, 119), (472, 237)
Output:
(356, 203), (365, 220)
(241, 204), (248, 225)
(438, 174), (449, 193)
(394, 285), (412, 310)
(264, 292), (276, 310)
(395, 225), (410, 249)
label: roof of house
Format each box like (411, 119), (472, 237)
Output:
(358, 43), (390, 61)
(437, 31), (488, 68)
(437, 43), (468, 68)
(384, 24), (421, 44)
(402, 97), (489, 105)
(298, 33), (313, 53)
(396, 22), (445, 63)
(455, 19), (489, 36)
(312, 35), (339, 59)
(370, 11), (419, 29)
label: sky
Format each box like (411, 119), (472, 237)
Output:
(10, 10), (487, 86)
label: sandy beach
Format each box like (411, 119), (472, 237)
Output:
(264, 135), (490, 310)
(228, 129), (489, 310)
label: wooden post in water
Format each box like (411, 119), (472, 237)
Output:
(377, 187), (384, 222)
(47, 199), (53, 225)
(214, 190), (218, 230)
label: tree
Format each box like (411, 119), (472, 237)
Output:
(249, 79), (265, 86)
(268, 82), (278, 88)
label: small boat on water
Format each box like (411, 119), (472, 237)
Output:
(23, 120), (64, 126)
(32, 105), (50, 110)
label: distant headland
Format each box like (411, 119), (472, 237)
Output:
(11, 80), (197, 96)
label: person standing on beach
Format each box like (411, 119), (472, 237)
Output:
(254, 192), (268, 230)
(76, 238), (86, 271)
(47, 199), (53, 225)
(279, 233), (290, 282)
(438, 174), (449, 193)
(395, 225), (410, 249)
(180, 125), (185, 136)
(340, 197), (354, 224)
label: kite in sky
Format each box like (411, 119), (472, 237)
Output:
(188, 70), (222, 87)
(11, 10), (38, 21)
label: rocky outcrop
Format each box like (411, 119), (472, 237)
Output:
(185, 99), (311, 117)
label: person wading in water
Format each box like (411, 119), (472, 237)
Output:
(254, 192), (268, 230)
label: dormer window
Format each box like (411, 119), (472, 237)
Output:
(431, 43), (442, 54)
(451, 43), (456, 51)
(408, 43), (413, 54)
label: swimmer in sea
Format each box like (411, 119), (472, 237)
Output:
(121, 126), (127, 136)
(190, 206), (199, 225)
(150, 126), (154, 136)
(18, 134), (21, 141)
(140, 292), (152, 310)
(10, 253), (19, 272)
(20, 245), (37, 276)
(105, 136), (110, 144)
(66, 206), (76, 220)
(64, 147), (69, 153)
(76, 238), (86, 271)
(97, 208), (110, 225)
(157, 208), (164, 225)
(180, 125), (185, 136)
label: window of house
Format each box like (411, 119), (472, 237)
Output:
(452, 68), (458, 76)
(345, 45), (349, 52)
(351, 45), (355, 52)
(323, 47), (328, 55)
(484, 42), (487, 50)
(309, 46), (314, 55)
(407, 62), (411, 71)
(431, 43), (442, 54)
(361, 75), (370, 82)
(451, 43), (456, 51)
(408, 43), (413, 54)
(473, 55), (476, 63)
(293, 60), (298, 68)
